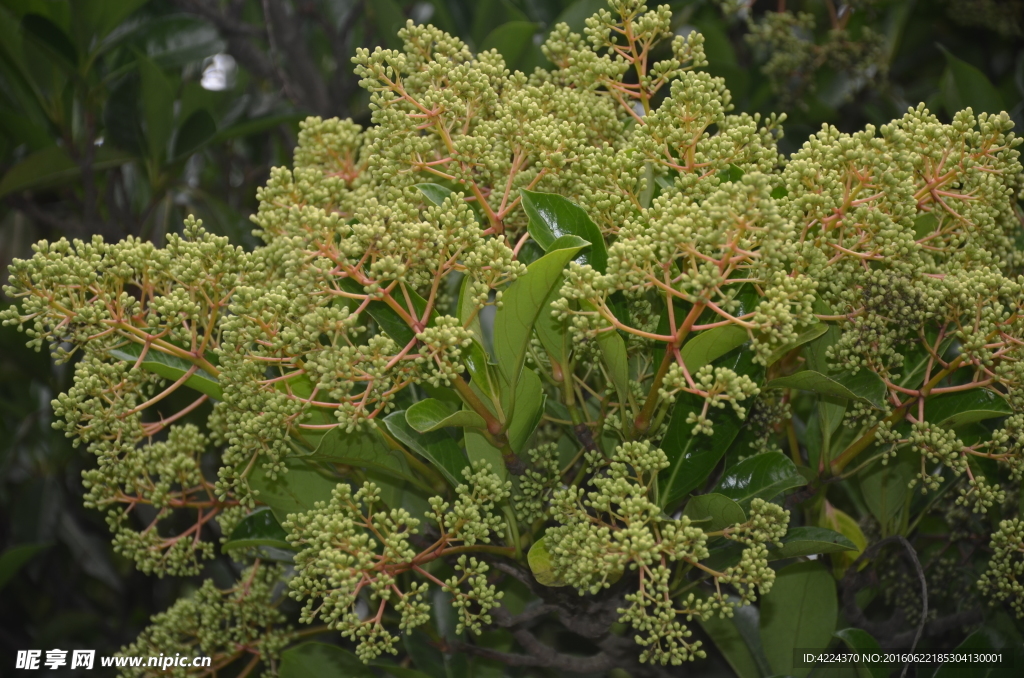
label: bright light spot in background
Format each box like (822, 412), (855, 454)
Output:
(201, 54), (237, 91)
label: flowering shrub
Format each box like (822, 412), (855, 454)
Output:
(4, 0), (1024, 673)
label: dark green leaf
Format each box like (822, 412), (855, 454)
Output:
(680, 325), (750, 373)
(768, 526), (857, 560)
(766, 369), (887, 409)
(925, 389), (1012, 428)
(279, 642), (374, 678)
(22, 14), (77, 66)
(493, 242), (585, 393)
(366, 0), (406, 50)
(248, 457), (339, 524)
(764, 322), (829, 366)
(834, 628), (887, 678)
(0, 146), (133, 198)
(759, 561), (837, 678)
(521, 189), (608, 273)
(857, 453), (912, 536)
(0, 542), (52, 591)
(384, 410), (469, 488)
(406, 398), (487, 432)
(108, 343), (223, 400)
(306, 426), (428, 491)
(718, 163), (744, 183)
(699, 596), (767, 678)
(172, 108), (216, 159)
(659, 345), (763, 509)
(464, 339), (497, 400)
(683, 493), (746, 532)
(715, 452), (806, 507)
(222, 507), (291, 551)
(139, 56), (175, 162)
(467, 367), (544, 479)
(480, 22), (537, 70)
(941, 47), (1005, 117)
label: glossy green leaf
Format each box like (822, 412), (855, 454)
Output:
(222, 507), (292, 551)
(759, 561), (838, 678)
(527, 536), (566, 587)
(373, 664), (433, 678)
(406, 398), (487, 432)
(767, 369), (887, 409)
(521, 189), (608, 273)
(535, 275), (570, 367)
(108, 343), (222, 400)
(480, 21), (537, 69)
(493, 242), (585, 392)
(464, 339), (496, 400)
(22, 14), (77, 66)
(172, 108), (216, 159)
(0, 145), (133, 198)
(384, 410), (468, 488)
(941, 47), (1005, 117)
(767, 526), (857, 560)
(683, 493), (746, 532)
(925, 388), (1012, 428)
(306, 426), (428, 491)
(248, 457), (339, 524)
(834, 628), (887, 678)
(416, 182), (456, 206)
(680, 325), (750, 372)
(0, 542), (52, 591)
(279, 642), (374, 678)
(699, 597), (768, 678)
(139, 56), (175, 161)
(718, 163), (744, 183)
(659, 345), (763, 509)
(764, 322), (829, 366)
(715, 451), (806, 507)
(467, 366), (544, 479)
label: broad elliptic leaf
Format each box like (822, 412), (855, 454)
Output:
(715, 451), (806, 507)
(493, 240), (585, 392)
(659, 345), (763, 509)
(279, 642), (374, 678)
(527, 536), (566, 587)
(699, 596), (768, 678)
(306, 426), (429, 491)
(172, 108), (216, 159)
(679, 325), (750, 373)
(940, 47), (1005, 118)
(767, 526), (857, 560)
(406, 398), (487, 432)
(139, 56), (175, 161)
(416, 182), (456, 206)
(924, 389), (1012, 429)
(466, 366), (544, 480)
(683, 493), (746, 532)
(22, 14), (78, 66)
(857, 453), (913, 537)
(759, 561), (838, 678)
(766, 369), (887, 409)
(480, 21), (537, 70)
(834, 628), (887, 678)
(0, 146), (133, 198)
(139, 15), (224, 68)
(108, 343), (223, 400)
(764, 322), (829, 366)
(222, 507), (292, 551)
(248, 457), (338, 524)
(384, 410), (468, 489)
(0, 542), (52, 591)
(520, 189), (608, 273)
(821, 503), (868, 578)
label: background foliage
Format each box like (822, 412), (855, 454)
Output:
(1, 0), (1023, 674)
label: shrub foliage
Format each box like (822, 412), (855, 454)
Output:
(4, 0), (1024, 673)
